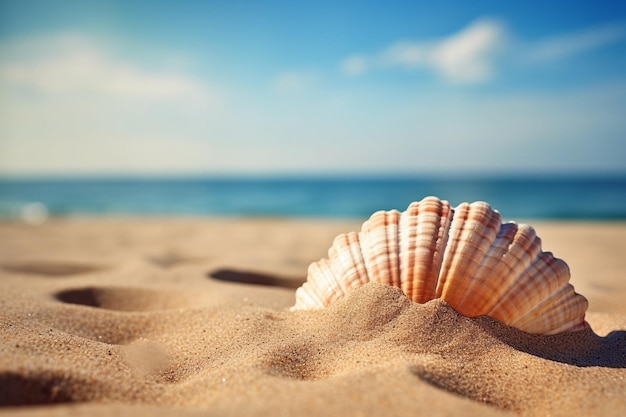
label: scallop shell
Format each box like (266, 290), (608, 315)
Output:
(292, 196), (588, 335)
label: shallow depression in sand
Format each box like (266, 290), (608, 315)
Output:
(55, 287), (191, 312)
(209, 267), (304, 289)
(1, 260), (107, 277)
(0, 372), (102, 406)
(263, 342), (328, 380)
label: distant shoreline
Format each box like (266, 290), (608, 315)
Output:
(1, 176), (625, 220)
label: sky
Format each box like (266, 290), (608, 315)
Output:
(0, 0), (625, 177)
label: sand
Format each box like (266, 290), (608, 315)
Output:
(0, 218), (625, 416)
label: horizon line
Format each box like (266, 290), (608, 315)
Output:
(1, 170), (626, 181)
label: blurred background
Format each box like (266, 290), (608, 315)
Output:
(0, 0), (625, 221)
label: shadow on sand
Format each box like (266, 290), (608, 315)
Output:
(208, 268), (304, 289)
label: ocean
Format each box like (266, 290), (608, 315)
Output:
(0, 176), (625, 221)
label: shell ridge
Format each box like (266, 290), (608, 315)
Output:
(510, 284), (588, 334)
(309, 258), (344, 306)
(328, 232), (369, 292)
(291, 196), (588, 334)
(543, 312), (589, 335)
(428, 199), (453, 301)
(435, 202), (467, 297)
(454, 222), (543, 317)
(488, 251), (571, 325)
(292, 283), (320, 311)
(451, 221), (517, 316)
(387, 210), (401, 287)
(292, 259), (340, 310)
(399, 202), (420, 300)
(437, 201), (502, 316)
(365, 210), (400, 286)
(358, 211), (383, 283)
(402, 197), (453, 303)
(431, 202), (453, 297)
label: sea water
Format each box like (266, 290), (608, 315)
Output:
(0, 176), (625, 221)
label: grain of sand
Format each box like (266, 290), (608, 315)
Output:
(1, 219), (625, 416)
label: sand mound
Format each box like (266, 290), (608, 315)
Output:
(2, 281), (624, 416)
(1, 218), (625, 417)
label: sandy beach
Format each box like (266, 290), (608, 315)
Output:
(1, 218), (625, 416)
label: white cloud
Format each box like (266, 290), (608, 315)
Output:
(2, 77), (625, 175)
(430, 19), (505, 83)
(340, 55), (369, 76)
(273, 70), (318, 92)
(340, 19), (506, 84)
(341, 19), (626, 84)
(0, 33), (215, 103)
(0, 33), (227, 176)
(381, 41), (430, 69)
(524, 22), (626, 62)
(2, 29), (625, 176)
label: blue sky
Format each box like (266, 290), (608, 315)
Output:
(0, 0), (625, 176)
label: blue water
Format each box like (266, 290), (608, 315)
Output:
(0, 176), (625, 221)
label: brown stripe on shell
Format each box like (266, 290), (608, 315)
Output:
(328, 232), (369, 292)
(295, 259), (341, 309)
(448, 222), (543, 317)
(488, 252), (571, 326)
(436, 201), (502, 311)
(360, 210), (401, 287)
(400, 197), (452, 303)
(510, 284), (588, 335)
(291, 196), (589, 335)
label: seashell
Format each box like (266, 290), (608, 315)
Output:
(292, 196), (588, 335)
